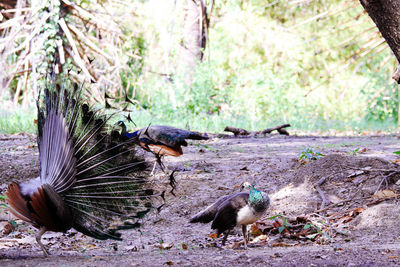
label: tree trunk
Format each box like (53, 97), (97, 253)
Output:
(178, 0), (209, 88)
(359, 0), (400, 83)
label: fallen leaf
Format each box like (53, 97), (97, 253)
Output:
(250, 224), (263, 236)
(208, 233), (218, 239)
(125, 245), (138, 252)
(230, 241), (243, 249)
(181, 242), (188, 250)
(165, 261), (174, 265)
(250, 234), (268, 243)
(373, 189), (396, 199)
(271, 242), (297, 247)
(154, 242), (173, 250)
(3, 222), (15, 235)
(388, 256), (398, 259)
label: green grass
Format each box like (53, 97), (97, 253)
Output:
(0, 106), (397, 135)
(0, 109), (36, 134)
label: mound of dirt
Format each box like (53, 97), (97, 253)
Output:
(294, 154), (396, 184)
(352, 203), (400, 230)
(271, 154), (400, 215)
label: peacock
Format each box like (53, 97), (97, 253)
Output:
(5, 80), (171, 256)
(190, 182), (270, 249)
(116, 121), (208, 171)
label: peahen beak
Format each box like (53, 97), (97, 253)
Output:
(234, 181), (251, 191)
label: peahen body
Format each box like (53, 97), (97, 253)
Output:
(190, 182), (269, 249)
(6, 81), (168, 256)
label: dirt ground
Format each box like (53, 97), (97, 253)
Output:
(0, 133), (399, 266)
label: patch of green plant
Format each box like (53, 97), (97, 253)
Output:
(298, 148), (325, 161)
(348, 148), (361, 156)
(194, 143), (217, 152)
(304, 222), (331, 242)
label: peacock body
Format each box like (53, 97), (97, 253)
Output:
(6, 80), (168, 255)
(117, 122), (208, 157)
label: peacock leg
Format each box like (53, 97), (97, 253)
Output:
(150, 161), (157, 176)
(222, 230), (230, 246)
(36, 226), (49, 256)
(242, 225), (248, 249)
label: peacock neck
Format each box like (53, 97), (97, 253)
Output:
(120, 123), (127, 136)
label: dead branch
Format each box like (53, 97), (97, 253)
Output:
(59, 18), (95, 82)
(224, 124), (291, 137)
(262, 124), (291, 135)
(224, 126), (250, 136)
(67, 22), (113, 63)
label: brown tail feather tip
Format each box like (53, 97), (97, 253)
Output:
(5, 182), (34, 223)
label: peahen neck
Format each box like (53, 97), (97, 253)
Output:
(248, 185), (262, 203)
(248, 185), (266, 212)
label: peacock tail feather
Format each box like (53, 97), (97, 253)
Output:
(36, 77), (166, 240)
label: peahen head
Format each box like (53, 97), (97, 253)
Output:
(242, 181), (264, 204)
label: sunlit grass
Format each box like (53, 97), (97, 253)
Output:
(0, 108), (36, 134)
(1, 106), (397, 135)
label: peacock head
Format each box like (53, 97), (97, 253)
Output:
(116, 120), (126, 127)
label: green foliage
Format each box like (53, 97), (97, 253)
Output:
(117, 0), (397, 132)
(298, 148), (325, 161)
(0, 109), (36, 134)
(3, 0), (399, 133)
(362, 72), (398, 122)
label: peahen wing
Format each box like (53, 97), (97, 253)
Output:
(190, 195), (231, 224)
(211, 192), (249, 236)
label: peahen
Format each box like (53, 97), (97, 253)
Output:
(190, 182), (270, 249)
(5, 81), (170, 256)
(116, 121), (208, 170)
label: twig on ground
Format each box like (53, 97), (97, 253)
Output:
(374, 171), (400, 194)
(314, 195), (369, 213)
(315, 176), (330, 212)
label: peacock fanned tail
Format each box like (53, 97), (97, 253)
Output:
(37, 79), (162, 240)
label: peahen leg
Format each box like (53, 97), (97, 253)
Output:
(36, 226), (49, 256)
(242, 225), (248, 249)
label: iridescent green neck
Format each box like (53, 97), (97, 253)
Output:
(248, 186), (263, 203)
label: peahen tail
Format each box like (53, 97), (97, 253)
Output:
(189, 195), (230, 224)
